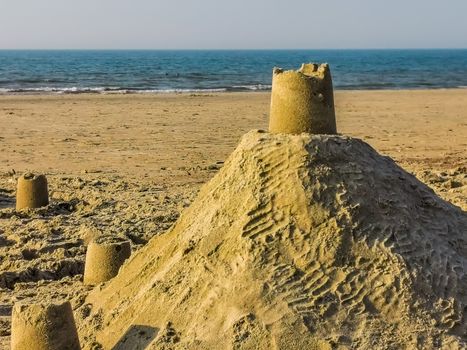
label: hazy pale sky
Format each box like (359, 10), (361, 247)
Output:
(1, 0), (466, 49)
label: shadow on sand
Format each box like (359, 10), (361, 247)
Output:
(0, 188), (15, 209)
(112, 325), (159, 350)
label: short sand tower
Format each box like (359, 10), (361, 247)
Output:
(269, 63), (337, 134)
(16, 172), (49, 210)
(11, 301), (80, 350)
(84, 235), (131, 285)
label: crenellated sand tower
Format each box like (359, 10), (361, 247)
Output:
(269, 63), (337, 135)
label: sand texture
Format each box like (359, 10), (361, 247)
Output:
(0, 90), (466, 349)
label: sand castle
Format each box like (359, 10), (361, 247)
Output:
(15, 173), (49, 210)
(69, 64), (467, 349)
(269, 63), (337, 134)
(83, 235), (131, 285)
(11, 301), (80, 350)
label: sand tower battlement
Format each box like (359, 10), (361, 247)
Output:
(269, 63), (337, 134)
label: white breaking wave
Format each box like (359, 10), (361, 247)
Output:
(0, 87), (229, 94)
(231, 84), (272, 91)
(134, 88), (227, 94)
(0, 87), (113, 94)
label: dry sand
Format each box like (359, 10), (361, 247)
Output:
(0, 90), (466, 349)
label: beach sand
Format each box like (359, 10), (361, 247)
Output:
(0, 90), (466, 348)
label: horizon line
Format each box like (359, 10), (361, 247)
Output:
(1, 47), (467, 51)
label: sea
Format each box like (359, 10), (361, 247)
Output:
(0, 49), (466, 94)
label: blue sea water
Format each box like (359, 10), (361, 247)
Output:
(0, 49), (466, 93)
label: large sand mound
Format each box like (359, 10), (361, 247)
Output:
(77, 131), (466, 349)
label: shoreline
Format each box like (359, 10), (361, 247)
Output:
(1, 87), (467, 97)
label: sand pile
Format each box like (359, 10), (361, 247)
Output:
(77, 130), (466, 349)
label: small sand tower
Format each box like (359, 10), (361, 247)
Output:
(16, 173), (49, 210)
(269, 63), (337, 134)
(11, 301), (80, 350)
(83, 235), (131, 285)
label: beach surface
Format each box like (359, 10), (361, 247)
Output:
(1, 90), (466, 181)
(0, 90), (466, 348)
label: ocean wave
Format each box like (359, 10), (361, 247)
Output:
(133, 88), (228, 94)
(230, 84), (272, 91)
(0, 87), (117, 94)
(0, 87), (232, 94)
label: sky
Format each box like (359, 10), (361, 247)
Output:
(0, 0), (466, 49)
